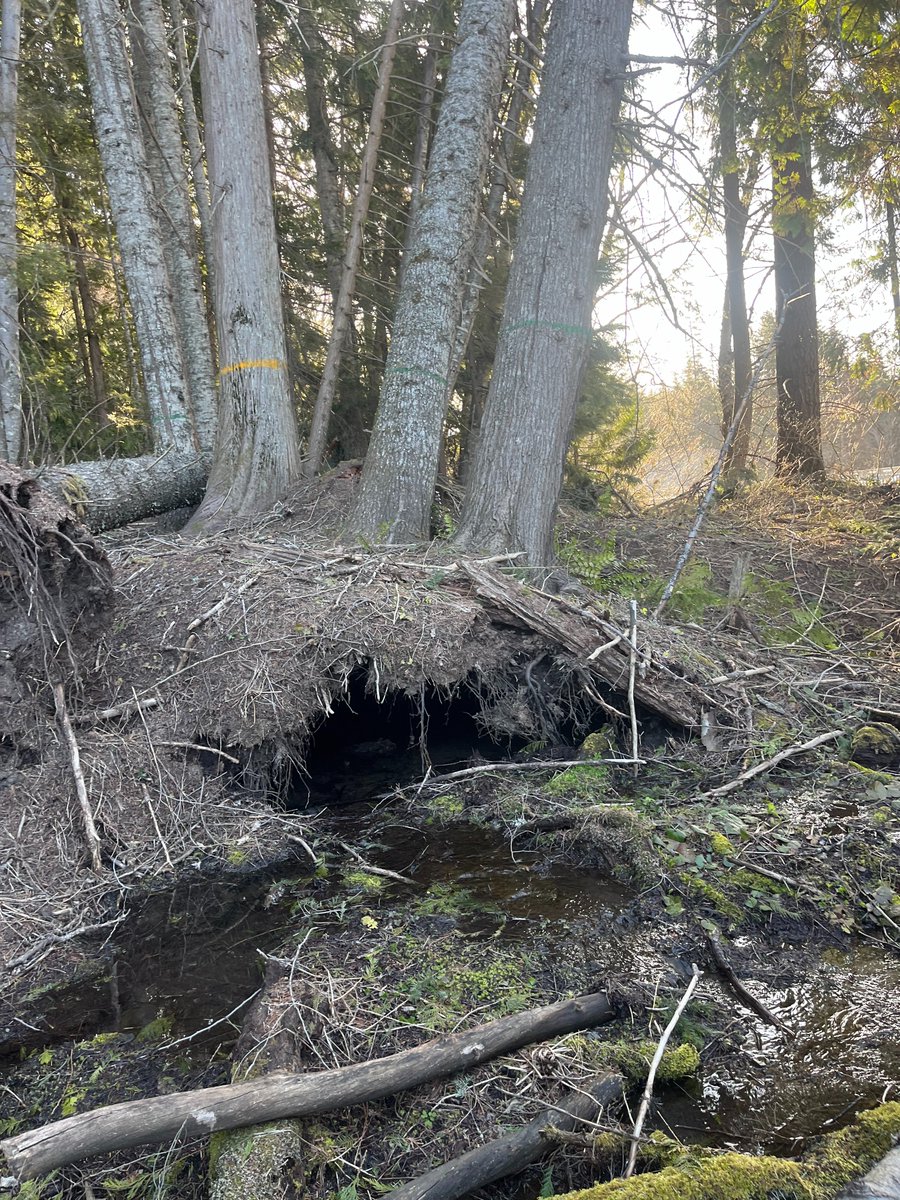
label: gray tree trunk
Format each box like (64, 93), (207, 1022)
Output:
(295, 1), (346, 308)
(455, 0), (633, 564)
(0, 0), (22, 461)
(187, 0), (300, 530)
(170, 0), (217, 340)
(349, 0), (516, 540)
(77, 0), (196, 453)
(303, 0), (406, 477)
(129, 0), (218, 453)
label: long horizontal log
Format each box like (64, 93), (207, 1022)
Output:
(37, 451), (209, 532)
(386, 1073), (624, 1200)
(1, 991), (615, 1180)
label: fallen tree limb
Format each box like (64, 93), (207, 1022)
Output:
(0, 991), (616, 1180)
(698, 728), (843, 799)
(461, 562), (704, 729)
(706, 935), (792, 1034)
(52, 682), (104, 873)
(385, 1074), (624, 1200)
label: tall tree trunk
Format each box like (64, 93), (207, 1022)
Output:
(348, 0), (516, 538)
(188, 0), (299, 530)
(455, 0), (633, 564)
(0, 0), (22, 461)
(886, 200), (900, 357)
(717, 0), (752, 481)
(129, 0), (218, 452)
(63, 219), (110, 428)
(170, 0), (217, 345)
(77, 0), (196, 452)
(448, 0), (548, 397)
(295, 0), (346, 308)
(303, 0), (406, 477)
(772, 129), (823, 479)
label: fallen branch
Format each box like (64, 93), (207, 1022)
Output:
(706, 936), (791, 1033)
(699, 729), (843, 799)
(72, 696), (159, 725)
(333, 838), (415, 885)
(385, 757), (643, 795)
(709, 665), (775, 685)
(4, 916), (127, 972)
(385, 1074), (624, 1200)
(1, 991), (616, 1180)
(53, 682), (103, 873)
(624, 966), (700, 1179)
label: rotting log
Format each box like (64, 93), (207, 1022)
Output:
(461, 562), (706, 729)
(385, 1074), (624, 1200)
(0, 991), (616, 1180)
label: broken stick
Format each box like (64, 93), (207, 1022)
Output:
(699, 729), (843, 799)
(52, 682), (103, 873)
(384, 1074), (624, 1200)
(1, 991), (616, 1180)
(706, 935), (791, 1034)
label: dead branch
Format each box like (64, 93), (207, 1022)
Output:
(624, 967), (700, 1178)
(699, 729), (843, 799)
(387, 757), (642, 796)
(384, 1074), (624, 1200)
(52, 683), (104, 873)
(72, 696), (159, 725)
(706, 936), (791, 1033)
(1, 991), (616, 1180)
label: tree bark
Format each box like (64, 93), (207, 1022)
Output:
(129, 0), (218, 452)
(455, 0), (633, 564)
(77, 0), (196, 452)
(886, 200), (900, 358)
(303, 0), (406, 478)
(716, 0), (751, 481)
(1, 991), (616, 1180)
(63, 218), (110, 429)
(772, 128), (823, 479)
(348, 0), (516, 536)
(37, 452), (208, 532)
(187, 0), (300, 530)
(384, 1074), (624, 1200)
(169, 0), (217, 341)
(0, 0), (22, 461)
(295, 0), (346, 308)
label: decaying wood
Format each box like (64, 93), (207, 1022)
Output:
(1, 991), (616, 1179)
(706, 935), (792, 1033)
(384, 1074), (624, 1200)
(461, 562), (704, 728)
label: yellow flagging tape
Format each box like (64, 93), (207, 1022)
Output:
(218, 358), (284, 376)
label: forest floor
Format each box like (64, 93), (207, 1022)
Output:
(0, 471), (899, 1198)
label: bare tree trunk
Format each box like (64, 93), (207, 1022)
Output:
(63, 219), (110, 428)
(772, 129), (823, 479)
(303, 0), (406, 477)
(187, 0), (300, 530)
(886, 200), (900, 358)
(169, 0), (217, 341)
(448, 0), (548, 396)
(78, 0), (196, 452)
(129, 0), (218, 452)
(348, 0), (516, 537)
(717, 0), (751, 482)
(455, 0), (633, 564)
(295, 0), (346, 308)
(0, 0), (22, 461)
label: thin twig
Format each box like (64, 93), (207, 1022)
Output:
(333, 839), (416, 885)
(53, 682), (104, 873)
(699, 729), (842, 799)
(624, 965), (700, 1178)
(156, 741), (240, 764)
(385, 757), (644, 795)
(627, 600), (639, 778)
(72, 696), (159, 725)
(141, 783), (174, 869)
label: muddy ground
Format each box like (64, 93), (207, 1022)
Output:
(0, 473), (899, 1198)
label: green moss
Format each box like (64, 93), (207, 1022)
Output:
(226, 847), (249, 866)
(209, 1121), (305, 1200)
(548, 1102), (900, 1200)
(581, 727), (617, 757)
(678, 873), (744, 923)
(136, 1014), (173, 1043)
(424, 792), (465, 821)
(708, 833), (735, 857)
(851, 723), (900, 761)
(343, 870), (385, 894)
(560, 1036), (700, 1086)
(728, 869), (789, 896)
(546, 764), (610, 802)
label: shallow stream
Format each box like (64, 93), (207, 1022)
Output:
(5, 813), (898, 1159)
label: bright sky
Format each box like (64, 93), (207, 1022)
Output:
(597, 4), (896, 388)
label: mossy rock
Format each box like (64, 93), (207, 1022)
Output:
(850, 723), (900, 769)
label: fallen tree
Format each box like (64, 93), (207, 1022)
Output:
(0, 990), (616, 1180)
(385, 1073), (624, 1200)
